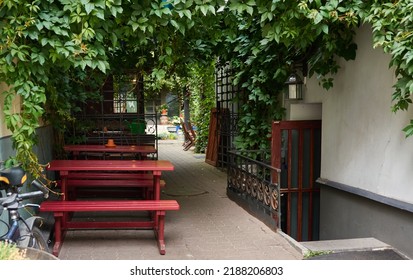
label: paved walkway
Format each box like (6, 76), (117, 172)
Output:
(57, 139), (303, 260)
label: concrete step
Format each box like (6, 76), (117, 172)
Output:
(300, 237), (409, 260)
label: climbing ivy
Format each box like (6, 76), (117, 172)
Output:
(1, 0), (413, 176)
(364, 1), (413, 136)
(217, 0), (360, 150)
(187, 62), (216, 153)
(0, 0), (224, 177)
(0, 0), (113, 176)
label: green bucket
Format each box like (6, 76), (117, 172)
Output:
(129, 120), (146, 134)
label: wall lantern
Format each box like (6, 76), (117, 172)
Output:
(285, 73), (303, 100)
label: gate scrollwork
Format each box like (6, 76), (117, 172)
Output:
(227, 150), (281, 228)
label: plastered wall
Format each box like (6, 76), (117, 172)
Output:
(315, 24), (413, 204)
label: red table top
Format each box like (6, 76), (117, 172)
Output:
(47, 160), (174, 172)
(64, 145), (156, 153)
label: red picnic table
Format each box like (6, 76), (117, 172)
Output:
(43, 159), (177, 256)
(64, 144), (156, 159)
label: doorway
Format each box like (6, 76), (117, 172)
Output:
(271, 120), (321, 241)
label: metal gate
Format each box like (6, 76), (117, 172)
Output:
(227, 150), (281, 230)
(214, 63), (241, 168)
(271, 120), (321, 241)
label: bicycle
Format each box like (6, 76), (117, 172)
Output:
(0, 166), (50, 251)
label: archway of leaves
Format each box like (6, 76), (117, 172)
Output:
(1, 1), (412, 180)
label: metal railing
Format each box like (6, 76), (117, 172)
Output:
(67, 113), (159, 159)
(227, 150), (281, 228)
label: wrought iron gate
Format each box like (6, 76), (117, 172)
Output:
(227, 150), (281, 229)
(214, 63), (241, 168)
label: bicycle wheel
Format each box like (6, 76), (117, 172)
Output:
(20, 226), (49, 252)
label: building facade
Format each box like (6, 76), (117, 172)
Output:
(296, 24), (413, 258)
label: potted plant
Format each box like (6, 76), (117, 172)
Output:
(159, 104), (169, 125)
(158, 104), (168, 115)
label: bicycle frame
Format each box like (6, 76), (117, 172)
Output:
(4, 215), (20, 242)
(0, 166), (50, 251)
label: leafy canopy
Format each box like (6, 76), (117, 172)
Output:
(1, 0), (413, 177)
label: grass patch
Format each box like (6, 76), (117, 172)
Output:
(304, 250), (332, 259)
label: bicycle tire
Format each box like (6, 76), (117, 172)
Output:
(19, 226), (49, 252)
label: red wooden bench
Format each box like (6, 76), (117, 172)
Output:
(40, 200), (180, 257)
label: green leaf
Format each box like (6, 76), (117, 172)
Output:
(208, 5), (216, 15)
(314, 13), (323, 24)
(131, 22), (139, 32)
(110, 33), (118, 47)
(97, 60), (107, 73)
(84, 3), (94, 14)
(138, 17), (148, 24)
(246, 6), (254, 16)
(94, 9), (105, 20)
(200, 5), (208, 16)
(321, 24), (328, 34)
(110, 6), (118, 17)
(183, 9), (192, 19)
(155, 9), (162, 17)
(170, 19), (179, 30)
(402, 122), (413, 137)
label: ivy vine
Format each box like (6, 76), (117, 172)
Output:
(1, 0), (412, 178)
(364, 1), (413, 136)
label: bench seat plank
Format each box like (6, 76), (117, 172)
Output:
(40, 200), (179, 212)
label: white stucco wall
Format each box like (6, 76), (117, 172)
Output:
(314, 24), (413, 204)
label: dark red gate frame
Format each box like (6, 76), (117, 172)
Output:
(271, 120), (322, 241)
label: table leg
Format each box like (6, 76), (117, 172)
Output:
(152, 171), (162, 228)
(52, 213), (64, 257)
(60, 172), (69, 229)
(153, 171), (161, 200)
(154, 210), (166, 255)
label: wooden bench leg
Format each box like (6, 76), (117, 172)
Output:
(154, 210), (166, 255)
(52, 212), (64, 257)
